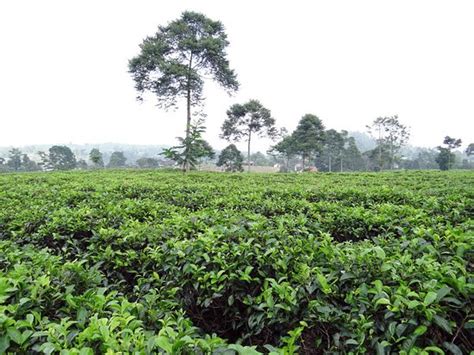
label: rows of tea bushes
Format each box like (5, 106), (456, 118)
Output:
(0, 170), (473, 354)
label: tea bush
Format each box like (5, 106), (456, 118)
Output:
(0, 170), (473, 354)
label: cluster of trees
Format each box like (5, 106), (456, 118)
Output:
(2, 12), (471, 174)
(129, 11), (472, 173)
(0, 146), (129, 172)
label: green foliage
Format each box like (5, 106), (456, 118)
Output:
(292, 114), (325, 169)
(161, 118), (215, 171)
(221, 99), (277, 171)
(4, 149), (40, 172)
(436, 147), (454, 171)
(466, 143), (474, 156)
(217, 144), (244, 172)
(7, 148), (23, 171)
(269, 135), (298, 171)
(108, 151), (127, 168)
(0, 171), (472, 353)
(319, 129), (345, 172)
(129, 11), (238, 108)
(129, 11), (238, 172)
(367, 116), (410, 170)
(48, 145), (77, 171)
(437, 136), (462, 171)
(89, 148), (104, 168)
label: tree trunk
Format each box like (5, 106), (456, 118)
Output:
(378, 124), (382, 171)
(302, 155), (305, 171)
(184, 53), (193, 172)
(340, 153), (343, 172)
(247, 130), (252, 172)
(390, 144), (394, 169)
(328, 154), (332, 172)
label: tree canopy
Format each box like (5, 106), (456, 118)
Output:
(129, 11), (238, 171)
(221, 100), (277, 171)
(292, 114), (325, 170)
(49, 145), (77, 171)
(108, 152), (127, 168)
(367, 115), (410, 170)
(217, 144), (244, 172)
(89, 148), (104, 168)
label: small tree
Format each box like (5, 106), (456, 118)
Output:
(49, 145), (77, 171)
(162, 118), (215, 171)
(435, 148), (452, 171)
(129, 11), (238, 172)
(108, 152), (127, 168)
(269, 135), (297, 172)
(221, 100), (277, 172)
(217, 144), (244, 172)
(436, 136), (462, 170)
(89, 148), (104, 168)
(367, 115), (410, 170)
(292, 114), (325, 170)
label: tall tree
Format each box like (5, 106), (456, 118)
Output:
(89, 148), (104, 168)
(221, 100), (277, 172)
(49, 145), (77, 171)
(7, 148), (23, 171)
(344, 137), (364, 171)
(322, 129), (345, 172)
(162, 118), (215, 171)
(292, 114), (325, 170)
(217, 144), (244, 172)
(129, 11), (239, 171)
(108, 151), (127, 168)
(367, 115), (410, 170)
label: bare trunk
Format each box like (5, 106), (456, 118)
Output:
(390, 144), (394, 170)
(328, 154), (332, 172)
(302, 155), (305, 171)
(340, 153), (343, 172)
(184, 53), (193, 172)
(247, 130), (252, 172)
(378, 124), (382, 171)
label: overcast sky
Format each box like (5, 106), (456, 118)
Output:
(1, 0), (473, 152)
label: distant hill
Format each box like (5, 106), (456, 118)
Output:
(348, 131), (376, 152)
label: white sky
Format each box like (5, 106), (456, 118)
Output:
(1, 0), (473, 152)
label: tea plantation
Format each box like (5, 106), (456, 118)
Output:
(0, 171), (472, 354)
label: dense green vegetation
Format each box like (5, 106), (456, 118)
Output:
(0, 171), (473, 354)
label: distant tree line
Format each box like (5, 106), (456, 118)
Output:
(0, 146), (155, 172)
(126, 10), (472, 173)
